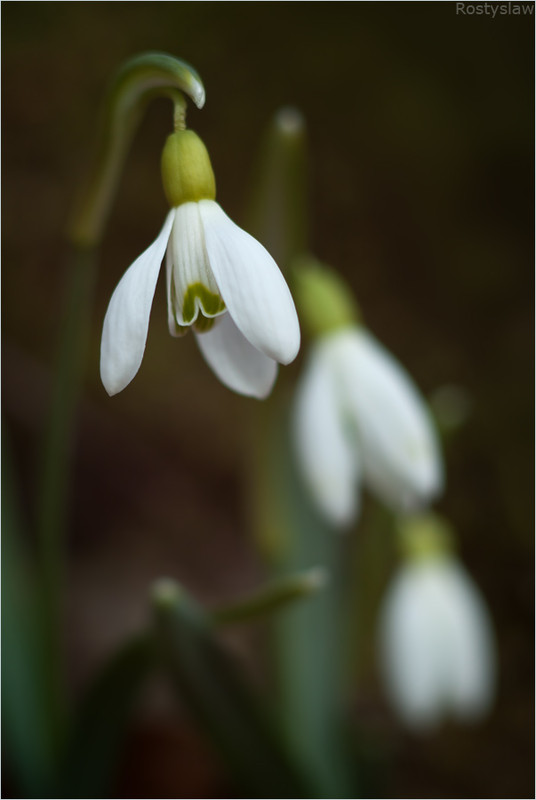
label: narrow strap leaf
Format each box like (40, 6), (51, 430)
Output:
(152, 580), (313, 798)
(62, 633), (156, 798)
(211, 567), (328, 626)
(2, 437), (58, 797)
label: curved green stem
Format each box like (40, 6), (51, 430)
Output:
(69, 52), (205, 247)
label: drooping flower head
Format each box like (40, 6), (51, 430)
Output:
(378, 514), (497, 730)
(292, 259), (443, 527)
(100, 122), (300, 399)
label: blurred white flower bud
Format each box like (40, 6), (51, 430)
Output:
(378, 516), (497, 729)
(292, 260), (442, 527)
(293, 327), (443, 527)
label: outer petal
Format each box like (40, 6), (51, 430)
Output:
(379, 563), (447, 729)
(380, 560), (496, 730)
(100, 211), (174, 395)
(198, 200), (300, 365)
(438, 564), (496, 721)
(293, 345), (360, 527)
(195, 313), (278, 399)
(327, 329), (443, 511)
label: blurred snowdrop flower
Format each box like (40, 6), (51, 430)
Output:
(379, 514), (497, 730)
(292, 261), (442, 527)
(100, 129), (300, 399)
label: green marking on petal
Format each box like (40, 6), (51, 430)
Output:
(172, 320), (190, 337)
(193, 315), (217, 333)
(182, 282), (225, 325)
(168, 268), (189, 336)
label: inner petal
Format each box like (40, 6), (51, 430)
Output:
(169, 203), (226, 328)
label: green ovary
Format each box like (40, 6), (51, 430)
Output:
(182, 282), (225, 332)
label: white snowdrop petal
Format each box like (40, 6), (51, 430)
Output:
(379, 564), (447, 728)
(438, 564), (497, 721)
(293, 346), (360, 527)
(327, 329), (443, 511)
(100, 210), (174, 396)
(198, 200), (300, 365)
(165, 245), (181, 337)
(169, 202), (224, 326)
(195, 313), (278, 399)
(380, 560), (497, 730)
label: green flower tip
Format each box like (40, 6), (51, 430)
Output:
(161, 129), (216, 207)
(291, 256), (360, 338)
(398, 513), (455, 563)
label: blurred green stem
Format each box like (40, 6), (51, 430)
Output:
(37, 245), (98, 747)
(2, 436), (57, 797)
(247, 106), (309, 270)
(250, 397), (355, 798)
(247, 108), (356, 796)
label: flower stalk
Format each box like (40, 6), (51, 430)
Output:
(248, 107), (309, 272)
(37, 245), (98, 750)
(248, 110), (355, 797)
(69, 52), (205, 248)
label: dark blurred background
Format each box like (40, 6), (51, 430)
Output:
(2, 2), (534, 798)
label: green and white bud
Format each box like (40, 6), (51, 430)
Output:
(161, 130), (216, 208)
(291, 257), (360, 339)
(379, 512), (496, 729)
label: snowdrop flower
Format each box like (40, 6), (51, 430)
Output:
(292, 261), (442, 527)
(100, 128), (300, 399)
(378, 514), (497, 730)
